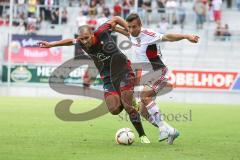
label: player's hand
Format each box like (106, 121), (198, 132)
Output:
(186, 35), (199, 43)
(38, 41), (53, 48)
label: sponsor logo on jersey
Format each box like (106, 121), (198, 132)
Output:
(97, 53), (110, 62)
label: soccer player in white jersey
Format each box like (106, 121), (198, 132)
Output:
(114, 13), (199, 144)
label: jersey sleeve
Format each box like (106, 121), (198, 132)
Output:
(94, 22), (112, 37)
(72, 39), (78, 44)
(141, 29), (164, 45)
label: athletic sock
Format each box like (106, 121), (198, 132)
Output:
(129, 109), (146, 137)
(146, 101), (174, 134)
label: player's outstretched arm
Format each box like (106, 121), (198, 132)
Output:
(162, 34), (199, 43)
(38, 39), (74, 48)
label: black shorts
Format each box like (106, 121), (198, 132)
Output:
(101, 61), (135, 98)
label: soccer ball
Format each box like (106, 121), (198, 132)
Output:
(115, 128), (135, 145)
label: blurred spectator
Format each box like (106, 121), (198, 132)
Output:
(39, 0), (45, 21)
(5, 14), (9, 25)
(0, 2), (3, 18)
(122, 0), (132, 19)
(138, 0), (144, 9)
(222, 24), (231, 40)
(136, 0), (144, 23)
(97, 0), (105, 5)
(177, 0), (186, 29)
(237, 0), (240, 11)
(82, 1), (89, 16)
(156, 0), (166, 16)
(51, 8), (59, 24)
(214, 22), (231, 40)
(194, 0), (206, 29)
(87, 15), (97, 31)
(27, 0), (37, 17)
(214, 21), (222, 37)
(68, 0), (74, 7)
(89, 0), (97, 16)
(18, 12), (25, 27)
(16, 0), (25, 16)
(97, 12), (109, 26)
(143, 0), (152, 25)
(212, 0), (222, 22)
(61, 7), (68, 24)
(44, 0), (54, 21)
(97, 3), (103, 15)
(113, 1), (122, 16)
(226, 0), (232, 8)
(202, 0), (208, 5)
(165, 0), (177, 26)
(157, 17), (168, 34)
(54, 0), (59, 5)
(208, 0), (214, 21)
(76, 11), (87, 27)
(80, 0), (86, 6)
(25, 14), (40, 33)
(103, 5), (111, 18)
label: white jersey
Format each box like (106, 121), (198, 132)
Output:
(129, 28), (168, 95)
(129, 28), (164, 63)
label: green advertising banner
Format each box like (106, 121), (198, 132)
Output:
(2, 65), (103, 85)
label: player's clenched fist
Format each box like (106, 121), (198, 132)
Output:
(38, 41), (52, 48)
(186, 35), (200, 43)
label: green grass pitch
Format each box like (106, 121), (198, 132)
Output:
(0, 96), (240, 160)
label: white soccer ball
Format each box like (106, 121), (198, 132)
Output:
(115, 128), (135, 145)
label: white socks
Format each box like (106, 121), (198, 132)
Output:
(146, 101), (174, 134)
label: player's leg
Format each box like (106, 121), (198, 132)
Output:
(120, 89), (150, 144)
(140, 67), (179, 144)
(104, 78), (148, 142)
(139, 88), (158, 127)
(118, 66), (150, 143)
(139, 67), (168, 127)
(140, 85), (175, 141)
(101, 70), (124, 115)
(105, 92), (123, 115)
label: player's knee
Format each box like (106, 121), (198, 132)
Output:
(140, 92), (150, 103)
(120, 92), (133, 108)
(109, 106), (122, 115)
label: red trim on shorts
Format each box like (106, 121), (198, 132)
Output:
(147, 102), (156, 109)
(152, 76), (165, 90)
(152, 67), (168, 90)
(104, 91), (119, 98)
(120, 84), (134, 91)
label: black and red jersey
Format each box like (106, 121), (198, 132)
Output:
(76, 22), (130, 79)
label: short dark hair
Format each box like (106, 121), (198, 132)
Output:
(78, 25), (92, 34)
(126, 13), (142, 25)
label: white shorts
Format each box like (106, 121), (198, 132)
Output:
(142, 67), (168, 94)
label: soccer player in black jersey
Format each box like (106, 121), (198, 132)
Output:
(38, 16), (150, 143)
